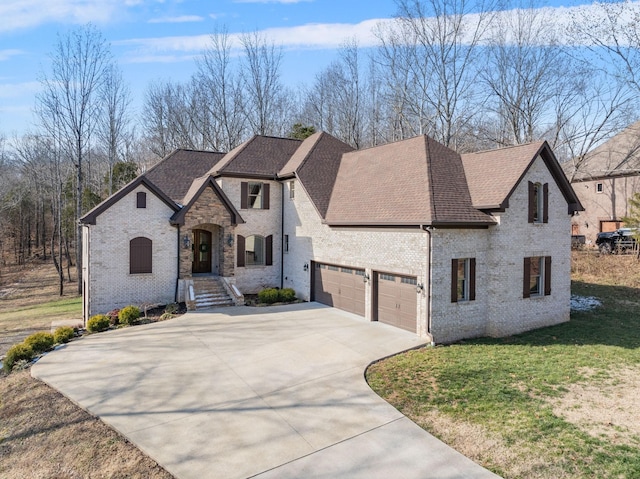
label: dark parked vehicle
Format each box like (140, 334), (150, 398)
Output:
(596, 228), (638, 254)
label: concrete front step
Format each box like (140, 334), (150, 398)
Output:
(189, 277), (236, 311)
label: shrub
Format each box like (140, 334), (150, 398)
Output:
(164, 303), (179, 315)
(3, 343), (34, 373)
(159, 312), (173, 321)
(118, 306), (140, 326)
(87, 314), (110, 333)
(258, 288), (280, 304)
(279, 288), (296, 303)
(106, 309), (120, 326)
(24, 332), (54, 354)
(53, 326), (75, 344)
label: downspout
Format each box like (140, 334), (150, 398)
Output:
(175, 224), (181, 303)
(422, 225), (434, 343)
(280, 180), (285, 289)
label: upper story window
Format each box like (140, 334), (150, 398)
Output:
(528, 181), (548, 224)
(130, 237), (152, 274)
(451, 258), (476, 302)
(241, 182), (270, 210)
(289, 180), (295, 199)
(136, 191), (147, 208)
(284, 234), (289, 253)
(523, 256), (551, 298)
(596, 182), (603, 193)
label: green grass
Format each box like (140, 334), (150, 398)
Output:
(0, 297), (82, 333)
(367, 279), (640, 478)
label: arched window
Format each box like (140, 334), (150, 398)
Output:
(236, 234), (273, 267)
(130, 237), (152, 274)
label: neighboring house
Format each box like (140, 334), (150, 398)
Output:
(565, 121), (640, 244)
(81, 132), (582, 344)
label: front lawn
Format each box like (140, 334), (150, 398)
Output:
(366, 251), (640, 479)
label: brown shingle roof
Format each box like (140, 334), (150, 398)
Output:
(461, 141), (545, 210)
(279, 132), (355, 218)
(461, 141), (583, 214)
(143, 149), (225, 204)
(565, 121), (640, 181)
(325, 135), (495, 226)
(210, 135), (302, 178)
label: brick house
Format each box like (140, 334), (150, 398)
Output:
(565, 121), (640, 245)
(81, 132), (582, 343)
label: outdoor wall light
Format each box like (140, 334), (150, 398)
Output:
(416, 283), (425, 293)
(182, 234), (191, 250)
(363, 273), (370, 283)
(226, 233), (234, 246)
(303, 262), (309, 272)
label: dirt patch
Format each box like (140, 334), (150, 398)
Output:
(550, 367), (640, 446)
(0, 370), (174, 479)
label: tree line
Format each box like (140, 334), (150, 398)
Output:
(2, 0), (639, 294)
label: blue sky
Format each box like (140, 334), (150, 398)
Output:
(0, 0), (614, 137)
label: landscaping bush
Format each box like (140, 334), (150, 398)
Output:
(258, 288), (280, 304)
(3, 343), (34, 373)
(164, 303), (179, 315)
(279, 288), (296, 302)
(53, 326), (75, 344)
(87, 314), (110, 333)
(118, 305), (140, 326)
(106, 309), (120, 326)
(24, 332), (54, 354)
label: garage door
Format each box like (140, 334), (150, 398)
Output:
(376, 273), (417, 333)
(313, 263), (365, 316)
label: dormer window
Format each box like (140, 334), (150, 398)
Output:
(528, 181), (548, 224)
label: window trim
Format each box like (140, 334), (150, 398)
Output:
(528, 181), (548, 224)
(596, 182), (603, 193)
(451, 258), (476, 303)
(523, 256), (552, 298)
(289, 180), (295, 199)
(283, 234), (289, 253)
(245, 234), (265, 266)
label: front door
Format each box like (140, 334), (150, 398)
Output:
(192, 229), (212, 274)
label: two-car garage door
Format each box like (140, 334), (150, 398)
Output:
(312, 262), (418, 333)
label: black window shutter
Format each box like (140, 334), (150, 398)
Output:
(528, 181), (535, 223)
(469, 258), (476, 301)
(265, 235), (273, 265)
(263, 183), (270, 210)
(523, 257), (531, 298)
(543, 183), (549, 223)
(237, 235), (245, 267)
(544, 256), (552, 295)
(130, 237), (152, 274)
(136, 192), (147, 208)
(451, 258), (458, 303)
(240, 182), (248, 209)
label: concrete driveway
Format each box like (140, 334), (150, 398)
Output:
(32, 303), (500, 479)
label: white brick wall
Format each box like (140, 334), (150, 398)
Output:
(84, 185), (178, 316)
(283, 179), (431, 336)
(218, 178), (283, 293)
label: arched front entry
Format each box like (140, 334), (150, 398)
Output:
(192, 229), (212, 274)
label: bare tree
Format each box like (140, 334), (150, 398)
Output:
(391, 0), (496, 147)
(196, 27), (246, 151)
(97, 64), (132, 196)
(241, 31), (286, 136)
(37, 24), (111, 294)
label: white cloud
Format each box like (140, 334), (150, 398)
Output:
(0, 0), (123, 32)
(233, 0), (312, 3)
(148, 15), (204, 24)
(116, 2), (640, 64)
(0, 49), (25, 61)
(0, 81), (42, 98)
